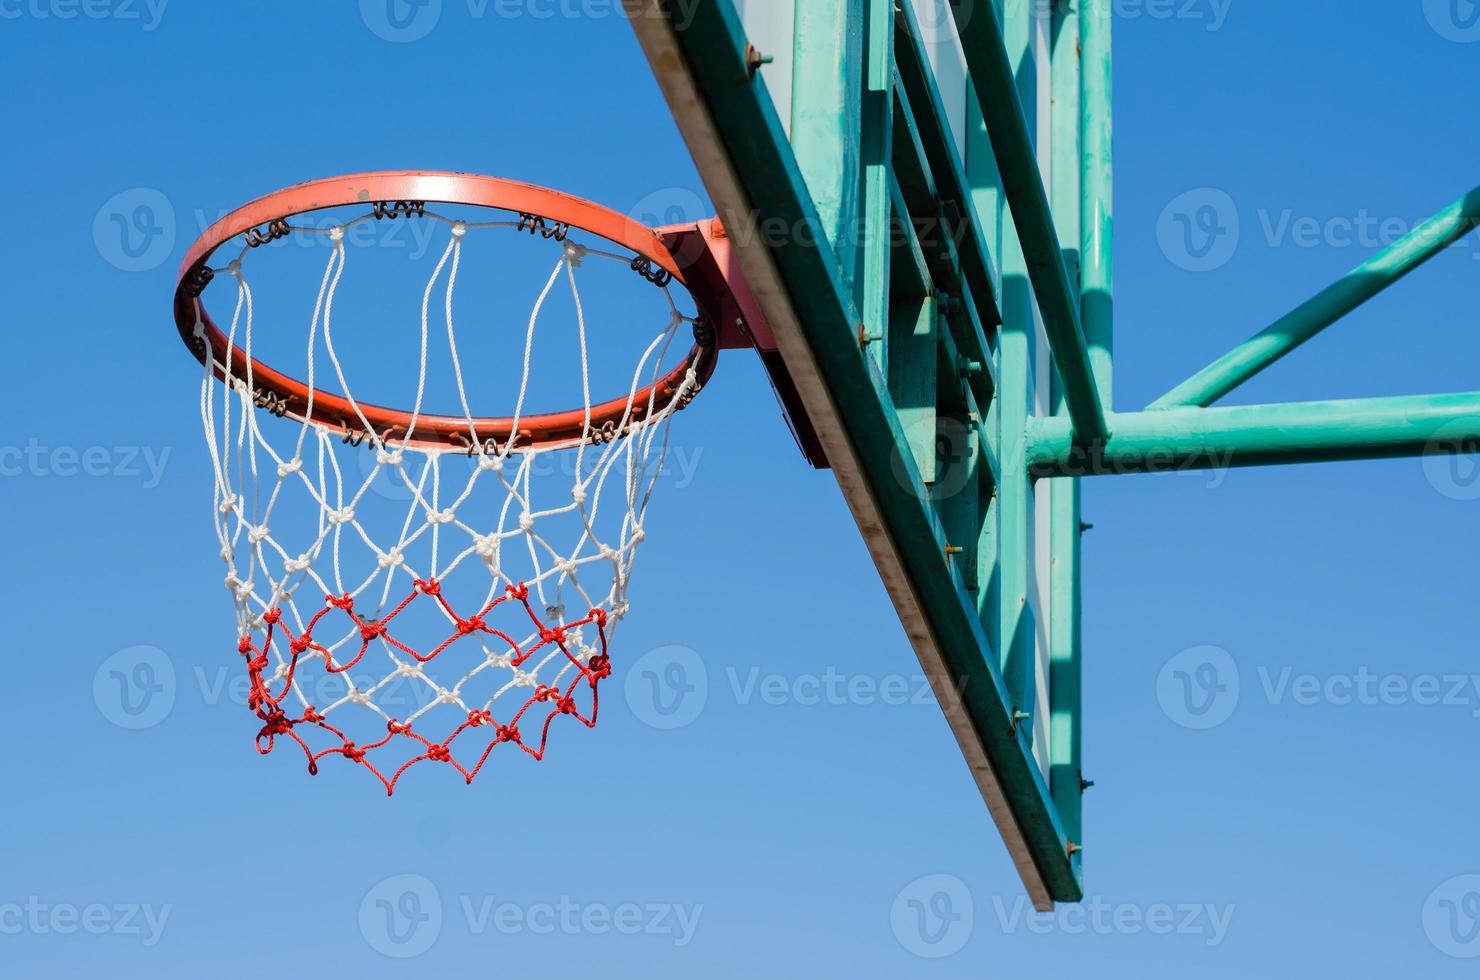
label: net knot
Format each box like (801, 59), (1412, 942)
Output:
(467, 709), (493, 728)
(262, 608), (282, 626)
(329, 226), (345, 243)
(303, 707), (324, 724)
(276, 458), (303, 478)
(478, 454), (504, 473)
(359, 620), (388, 642)
(261, 710), (293, 736)
(246, 652), (269, 673)
(284, 555), (311, 574)
(218, 494), (239, 515)
(248, 524), (270, 544)
(457, 616), (486, 636)
(428, 508), (457, 525)
(451, 221), (467, 239)
(342, 741), (366, 763)
(328, 594), (355, 611)
(519, 512), (535, 532)
(375, 448), (404, 466)
(428, 744), (453, 763)
(590, 608), (607, 627)
(507, 583), (530, 602)
(289, 635), (312, 655)
(414, 578), (442, 597)
(496, 724), (520, 744)
(238, 636), (255, 655)
(539, 627), (565, 645)
(387, 720), (409, 735)
(586, 653), (612, 680)
(328, 507), (355, 525)
(475, 534), (499, 561)
(377, 547), (405, 569)
(571, 486), (588, 505)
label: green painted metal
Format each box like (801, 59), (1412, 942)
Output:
(632, 0), (1080, 906)
(1152, 185), (1480, 409)
(1027, 393), (1480, 477)
(790, 0), (865, 301)
(1047, 0), (1085, 856)
(967, 0), (1042, 822)
(949, 0), (1108, 443)
(859, 0), (895, 374)
(892, 2), (1002, 322)
(1080, 0), (1114, 410)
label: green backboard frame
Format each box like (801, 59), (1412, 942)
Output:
(630, 0), (1111, 908)
(630, 0), (1480, 913)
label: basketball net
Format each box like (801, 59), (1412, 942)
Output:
(191, 206), (701, 793)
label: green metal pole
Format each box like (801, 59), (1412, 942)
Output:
(1152, 186), (1480, 410)
(1080, 0), (1113, 410)
(790, 0), (865, 301)
(948, 0), (1108, 444)
(1027, 393), (1480, 476)
(1048, 0), (1085, 859)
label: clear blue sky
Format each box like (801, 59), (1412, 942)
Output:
(3, 1), (1479, 976)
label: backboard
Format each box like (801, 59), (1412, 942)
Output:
(629, 0), (1106, 908)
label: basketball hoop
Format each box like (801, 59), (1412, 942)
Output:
(173, 172), (725, 793)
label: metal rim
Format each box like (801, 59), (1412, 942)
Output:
(173, 171), (718, 451)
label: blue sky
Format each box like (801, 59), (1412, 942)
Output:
(2, 1), (1479, 976)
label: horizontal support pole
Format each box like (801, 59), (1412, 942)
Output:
(948, 0), (1108, 443)
(1027, 393), (1480, 477)
(1152, 185), (1480, 409)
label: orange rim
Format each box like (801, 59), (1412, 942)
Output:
(173, 171), (719, 451)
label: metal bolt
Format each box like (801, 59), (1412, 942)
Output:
(1080, 777), (1096, 792)
(745, 43), (774, 78)
(1079, 521), (1095, 533)
(945, 544), (964, 558)
(858, 323), (882, 348)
